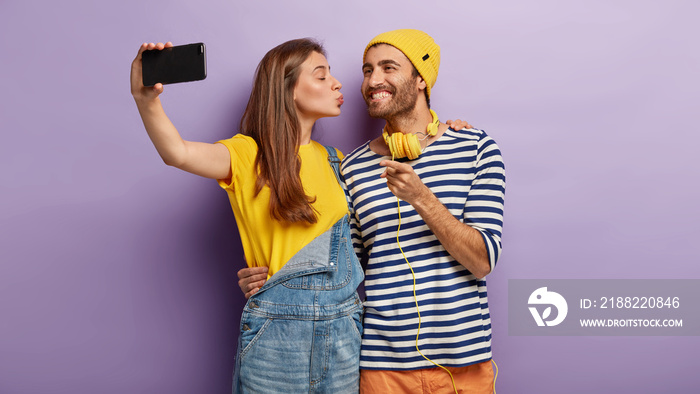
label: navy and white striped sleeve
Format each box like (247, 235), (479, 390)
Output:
(464, 131), (506, 271)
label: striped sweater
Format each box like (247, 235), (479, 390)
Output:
(340, 127), (506, 370)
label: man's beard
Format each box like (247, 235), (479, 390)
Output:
(364, 78), (419, 119)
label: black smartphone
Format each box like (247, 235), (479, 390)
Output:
(142, 43), (207, 87)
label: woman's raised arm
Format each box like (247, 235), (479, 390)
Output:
(131, 42), (231, 180)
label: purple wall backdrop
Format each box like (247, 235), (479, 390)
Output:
(2, 1), (699, 393)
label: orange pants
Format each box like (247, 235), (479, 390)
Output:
(360, 360), (494, 394)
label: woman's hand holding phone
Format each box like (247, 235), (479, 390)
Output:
(130, 42), (173, 105)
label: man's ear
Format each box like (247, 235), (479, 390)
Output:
(416, 75), (427, 92)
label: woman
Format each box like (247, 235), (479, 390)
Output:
(131, 39), (363, 393)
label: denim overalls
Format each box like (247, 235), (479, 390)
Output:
(233, 147), (364, 394)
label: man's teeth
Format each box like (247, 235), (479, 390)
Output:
(372, 92), (391, 100)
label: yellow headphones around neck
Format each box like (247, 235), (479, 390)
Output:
(382, 109), (440, 160)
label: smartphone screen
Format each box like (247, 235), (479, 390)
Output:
(142, 43), (207, 87)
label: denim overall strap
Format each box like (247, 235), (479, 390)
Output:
(324, 145), (342, 185)
(324, 145), (351, 209)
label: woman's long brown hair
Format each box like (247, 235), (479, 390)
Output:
(240, 38), (325, 224)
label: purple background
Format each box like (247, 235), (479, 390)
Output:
(1, 0), (699, 392)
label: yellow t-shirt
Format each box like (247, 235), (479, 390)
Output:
(217, 134), (348, 277)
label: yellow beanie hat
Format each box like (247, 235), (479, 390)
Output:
(363, 29), (440, 97)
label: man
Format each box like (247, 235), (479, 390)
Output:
(239, 29), (505, 393)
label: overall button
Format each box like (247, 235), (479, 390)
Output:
(249, 301), (258, 309)
(242, 324), (251, 331)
